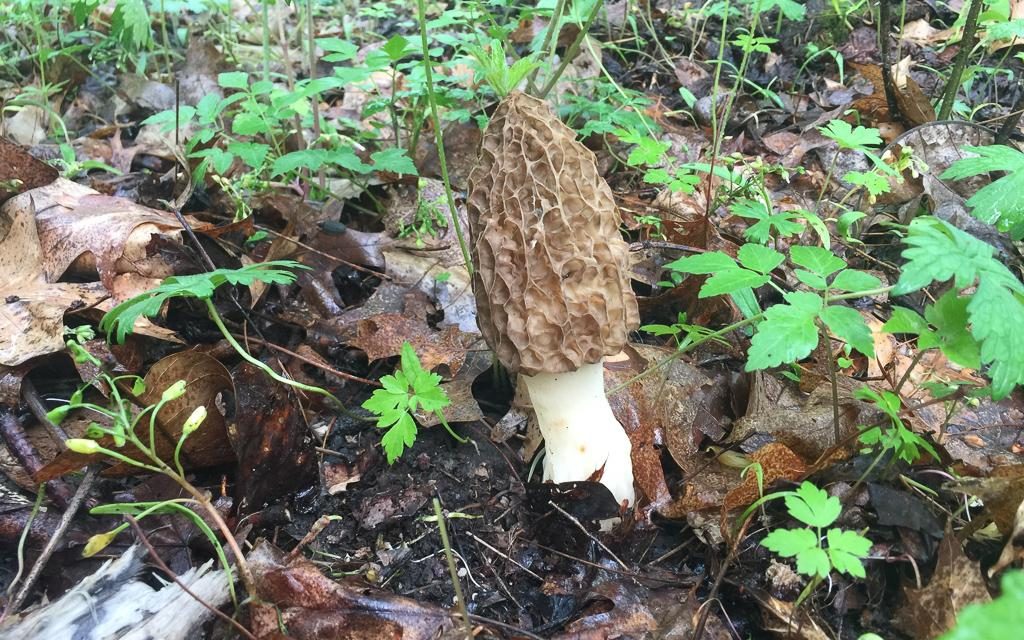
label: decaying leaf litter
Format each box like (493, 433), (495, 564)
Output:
(1, 1), (1024, 638)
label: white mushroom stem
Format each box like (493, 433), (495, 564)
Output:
(521, 362), (635, 508)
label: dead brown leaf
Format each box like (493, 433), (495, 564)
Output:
(894, 526), (992, 638)
(247, 540), (453, 640)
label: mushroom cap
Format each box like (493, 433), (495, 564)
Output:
(466, 92), (640, 376)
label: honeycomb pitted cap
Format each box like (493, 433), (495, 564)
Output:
(466, 92), (640, 376)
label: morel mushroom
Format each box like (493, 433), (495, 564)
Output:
(467, 92), (640, 508)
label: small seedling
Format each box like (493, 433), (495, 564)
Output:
(755, 481), (872, 606)
(362, 341), (465, 463)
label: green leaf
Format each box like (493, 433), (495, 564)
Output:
(940, 570), (1024, 640)
(819, 119), (883, 152)
(731, 199), (804, 244)
(746, 292), (822, 370)
(830, 269), (883, 293)
(786, 482), (841, 528)
(762, 527), (818, 558)
(382, 35), (410, 61)
(737, 244), (785, 274)
(826, 529), (872, 578)
(895, 217), (1024, 398)
(272, 149), (328, 176)
(232, 112), (268, 136)
(820, 304), (874, 357)
(700, 269), (770, 298)
(218, 71), (250, 89)
(796, 546), (831, 579)
(665, 251), (737, 274)
(883, 306), (931, 337)
(110, 0), (151, 50)
(371, 148), (418, 175)
(362, 342), (450, 464)
(380, 412), (418, 464)
(227, 141), (270, 169)
(763, 0), (806, 20)
(790, 246), (846, 277)
(843, 170), (891, 198)
(940, 145), (1024, 237)
(100, 261), (306, 344)
(316, 37), (359, 61)
(925, 291), (981, 368)
(794, 269), (828, 290)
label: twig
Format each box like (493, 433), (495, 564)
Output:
(285, 515), (336, 563)
(0, 407), (73, 509)
(432, 498), (472, 639)
(545, 500), (629, 571)
(126, 516), (256, 640)
(5, 467), (97, 615)
(464, 531), (544, 582)
(21, 378), (68, 444)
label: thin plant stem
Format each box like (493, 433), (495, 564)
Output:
(416, 0), (474, 276)
(818, 320), (842, 444)
(526, 0), (568, 94)
(538, 0), (604, 99)
(938, 0), (983, 119)
(432, 498), (472, 639)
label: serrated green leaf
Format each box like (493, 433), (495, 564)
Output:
(227, 141), (270, 169)
(738, 244), (785, 274)
(786, 482), (841, 528)
(700, 269), (770, 298)
(820, 119), (883, 152)
(790, 246), (846, 277)
(894, 217), (1024, 398)
(232, 111), (268, 136)
(940, 145), (1024, 237)
(820, 304), (875, 357)
(794, 269), (828, 290)
(371, 148), (418, 175)
(830, 269), (883, 293)
(380, 412), (417, 464)
(826, 529), (871, 577)
(843, 170), (890, 197)
(316, 37), (359, 60)
(272, 149), (328, 176)
(796, 547), (832, 578)
(746, 292), (822, 370)
(665, 251), (738, 274)
(762, 527), (818, 558)
(969, 278), (1024, 398)
(731, 199), (804, 244)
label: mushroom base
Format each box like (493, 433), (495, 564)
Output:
(521, 362), (636, 508)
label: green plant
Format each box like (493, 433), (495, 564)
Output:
(99, 261), (344, 405)
(855, 386), (939, 464)
(362, 341), (464, 463)
(667, 243), (885, 365)
(891, 216), (1024, 399)
(50, 329), (250, 603)
(940, 570), (1024, 640)
(756, 481), (872, 605)
(398, 180), (449, 247)
(641, 312), (729, 351)
(940, 145), (1024, 240)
